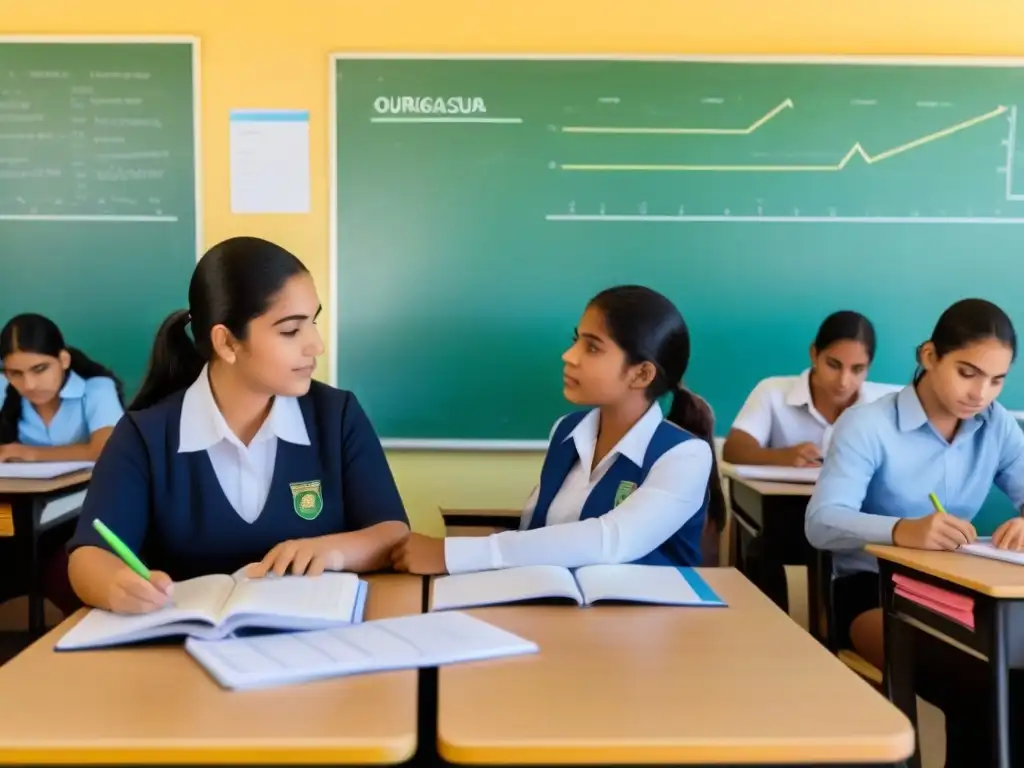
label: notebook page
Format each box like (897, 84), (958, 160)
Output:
(959, 539), (1024, 567)
(431, 565), (582, 610)
(576, 565), (724, 606)
(220, 572), (361, 624)
(184, 611), (539, 690)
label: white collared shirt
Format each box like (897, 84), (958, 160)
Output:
(730, 369), (899, 454)
(444, 403), (713, 574)
(178, 365), (310, 523)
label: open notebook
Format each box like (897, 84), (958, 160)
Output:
(431, 564), (725, 611)
(56, 570), (367, 650)
(186, 610), (539, 691)
(959, 538), (1024, 567)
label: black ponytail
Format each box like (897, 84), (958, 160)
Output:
(130, 236), (309, 411)
(129, 310), (204, 411)
(587, 286), (725, 531)
(666, 389), (726, 531)
(0, 314), (125, 444)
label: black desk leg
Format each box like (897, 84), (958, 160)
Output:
(884, 613), (921, 768)
(27, 500), (44, 637)
(991, 603), (1011, 768)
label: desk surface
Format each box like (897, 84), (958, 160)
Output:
(0, 470), (92, 496)
(726, 474), (815, 497)
(439, 506), (520, 518)
(868, 545), (1024, 598)
(0, 574), (422, 765)
(437, 568), (914, 765)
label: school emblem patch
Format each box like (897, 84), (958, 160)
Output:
(290, 480), (324, 521)
(614, 480), (638, 507)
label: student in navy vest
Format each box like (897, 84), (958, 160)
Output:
(391, 285), (725, 575)
(66, 237), (410, 615)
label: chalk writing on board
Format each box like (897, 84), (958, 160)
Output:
(0, 64), (181, 221)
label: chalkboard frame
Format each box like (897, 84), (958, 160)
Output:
(0, 34), (203, 260)
(329, 52), (1024, 451)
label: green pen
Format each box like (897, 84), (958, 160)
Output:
(92, 519), (151, 580)
(929, 492), (948, 515)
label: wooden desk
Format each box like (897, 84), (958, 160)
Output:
(0, 470), (92, 634)
(723, 471), (816, 618)
(438, 507), (519, 529)
(0, 504), (12, 537)
(0, 573), (422, 765)
(437, 568), (914, 766)
(868, 545), (1024, 768)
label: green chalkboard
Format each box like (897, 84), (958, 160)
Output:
(332, 55), (1024, 446)
(0, 39), (198, 396)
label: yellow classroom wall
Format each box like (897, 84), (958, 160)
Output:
(4, 0), (1023, 535)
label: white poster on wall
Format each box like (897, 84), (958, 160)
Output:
(229, 109), (310, 214)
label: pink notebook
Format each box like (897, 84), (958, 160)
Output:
(892, 573), (975, 630)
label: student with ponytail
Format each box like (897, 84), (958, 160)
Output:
(0, 314), (124, 615)
(392, 285), (722, 575)
(67, 237), (409, 615)
(0, 313), (124, 462)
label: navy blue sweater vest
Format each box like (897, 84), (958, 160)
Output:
(70, 382), (408, 580)
(527, 411), (707, 566)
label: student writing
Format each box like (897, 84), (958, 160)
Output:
(723, 311), (896, 467)
(67, 237), (410, 615)
(805, 298), (1024, 765)
(0, 313), (124, 463)
(391, 285), (724, 575)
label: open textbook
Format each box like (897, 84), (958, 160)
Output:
(186, 611), (539, 691)
(430, 564), (726, 611)
(0, 460), (94, 480)
(959, 537), (1024, 567)
(56, 570), (367, 650)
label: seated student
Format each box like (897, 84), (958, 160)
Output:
(391, 285), (724, 575)
(806, 298), (1024, 766)
(67, 236), (410, 615)
(0, 313), (124, 463)
(0, 313), (125, 616)
(723, 311), (896, 467)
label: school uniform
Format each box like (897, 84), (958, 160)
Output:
(805, 384), (1024, 765)
(68, 365), (408, 580)
(0, 371), (123, 445)
(731, 369), (898, 454)
(444, 403), (713, 574)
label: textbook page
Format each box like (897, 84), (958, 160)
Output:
(186, 611), (540, 691)
(55, 573), (238, 650)
(431, 565), (583, 610)
(574, 565), (726, 606)
(219, 571), (365, 630)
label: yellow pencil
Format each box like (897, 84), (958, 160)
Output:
(929, 492), (947, 515)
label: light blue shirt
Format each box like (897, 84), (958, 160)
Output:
(805, 384), (1024, 574)
(0, 371), (124, 447)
